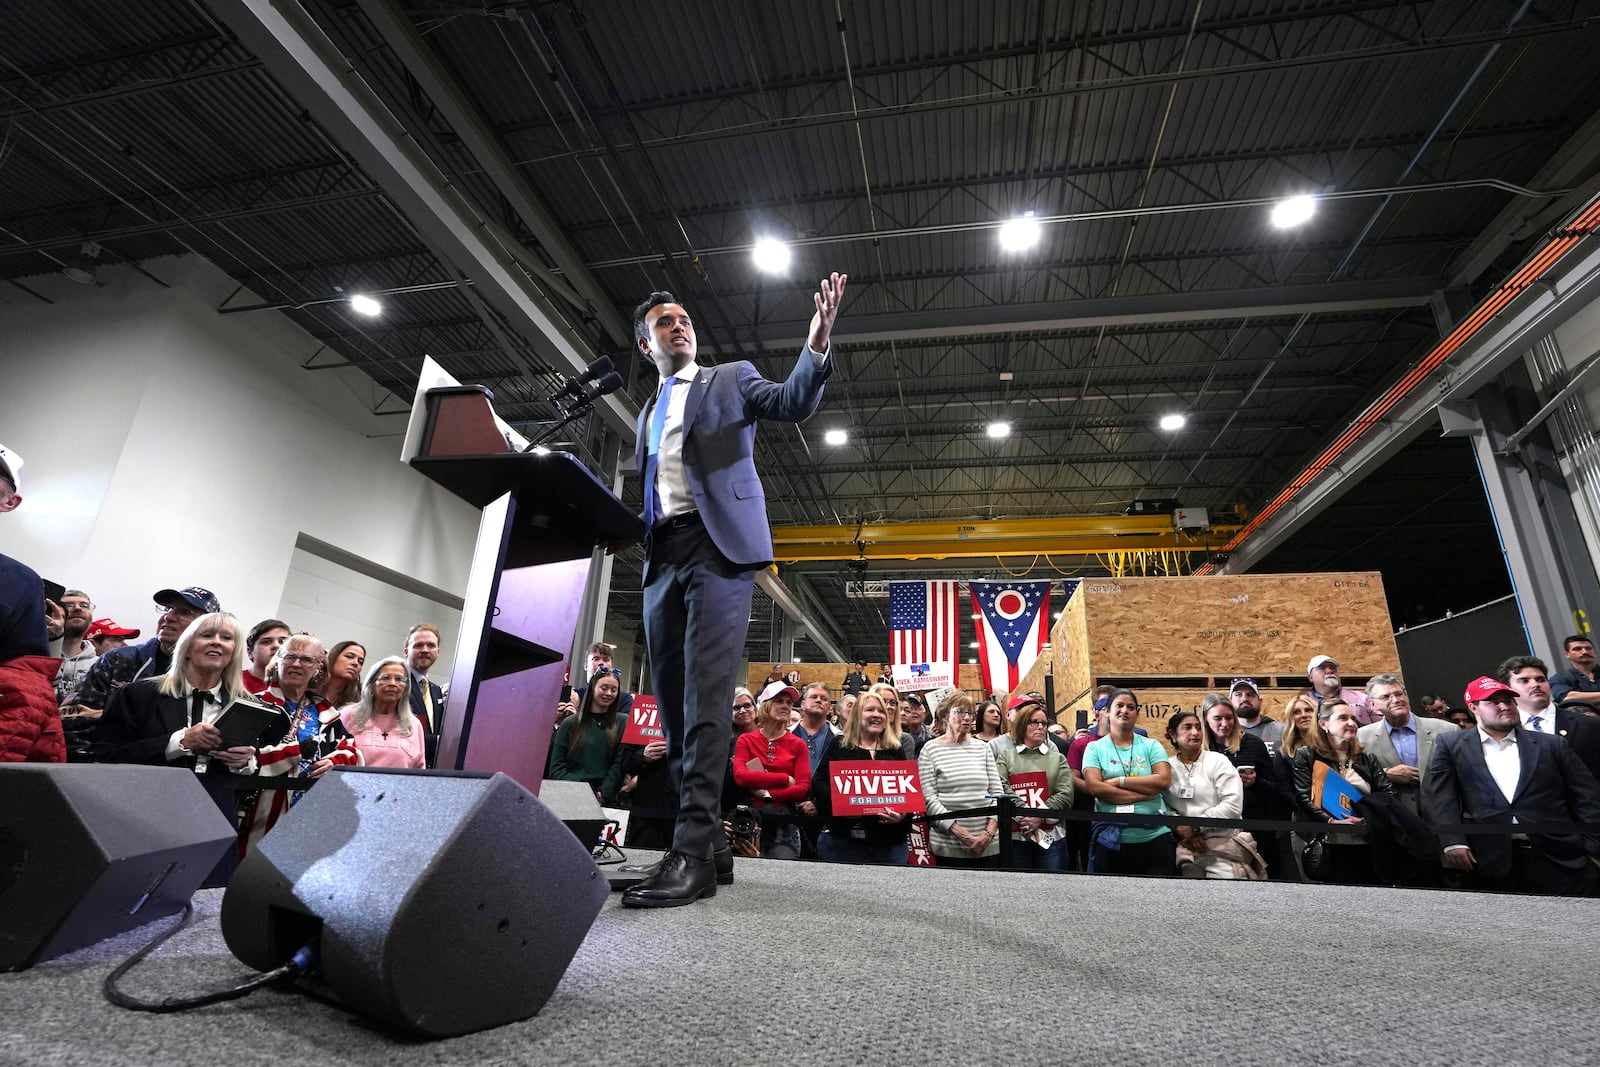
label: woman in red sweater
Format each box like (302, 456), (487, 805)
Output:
(731, 680), (812, 859)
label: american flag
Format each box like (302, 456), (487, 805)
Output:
(889, 580), (958, 677)
(970, 580), (1052, 696)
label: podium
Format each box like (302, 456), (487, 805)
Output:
(408, 382), (641, 793)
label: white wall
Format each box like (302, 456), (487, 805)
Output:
(0, 256), (478, 659)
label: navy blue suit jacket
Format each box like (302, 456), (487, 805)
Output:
(1423, 725), (1600, 876)
(635, 350), (831, 579)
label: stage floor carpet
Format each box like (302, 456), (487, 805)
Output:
(6, 857), (1599, 1066)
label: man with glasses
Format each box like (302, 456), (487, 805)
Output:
(51, 590), (99, 703)
(1356, 673), (1455, 817)
(67, 586), (220, 714)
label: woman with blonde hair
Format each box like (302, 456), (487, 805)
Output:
(97, 612), (258, 885)
(809, 690), (913, 865)
(1201, 690), (1284, 875)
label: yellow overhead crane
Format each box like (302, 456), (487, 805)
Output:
(768, 513), (1244, 574)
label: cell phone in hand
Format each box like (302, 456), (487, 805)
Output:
(560, 684), (573, 704)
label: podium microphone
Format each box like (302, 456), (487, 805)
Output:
(571, 371), (624, 407)
(522, 370), (626, 453)
(550, 355), (614, 405)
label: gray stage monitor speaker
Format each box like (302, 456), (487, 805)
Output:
(220, 767), (608, 1038)
(537, 777), (608, 848)
(0, 764), (236, 971)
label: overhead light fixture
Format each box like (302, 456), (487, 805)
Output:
(986, 421), (1011, 439)
(350, 294), (383, 317)
(824, 428), (848, 446)
(751, 237), (791, 273)
(1270, 194), (1316, 229)
(61, 242), (103, 286)
(1159, 413), (1187, 432)
(997, 210), (1041, 252)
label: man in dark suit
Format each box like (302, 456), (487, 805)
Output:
(405, 622), (445, 768)
(1423, 675), (1600, 896)
(622, 273), (847, 908)
(1498, 655), (1600, 784)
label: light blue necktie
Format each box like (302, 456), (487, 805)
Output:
(1528, 715), (1544, 732)
(642, 376), (678, 529)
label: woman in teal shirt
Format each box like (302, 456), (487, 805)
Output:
(1081, 688), (1175, 876)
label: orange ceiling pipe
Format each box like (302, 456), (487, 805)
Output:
(1196, 197), (1600, 576)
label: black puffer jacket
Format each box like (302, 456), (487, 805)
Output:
(1292, 746), (1395, 822)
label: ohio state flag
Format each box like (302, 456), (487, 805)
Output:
(969, 580), (1051, 696)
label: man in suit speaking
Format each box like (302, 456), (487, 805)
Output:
(1424, 675), (1600, 896)
(622, 273), (847, 908)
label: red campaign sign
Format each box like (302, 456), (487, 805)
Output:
(1008, 770), (1048, 834)
(906, 819), (936, 866)
(828, 759), (926, 817)
(620, 695), (663, 745)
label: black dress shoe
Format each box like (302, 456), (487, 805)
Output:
(621, 850), (718, 908)
(620, 847), (734, 886)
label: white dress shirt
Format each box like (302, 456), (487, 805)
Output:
(1522, 705), (1555, 735)
(653, 362), (699, 521)
(1478, 727), (1521, 805)
(1443, 728), (1523, 854)
(165, 685), (225, 761)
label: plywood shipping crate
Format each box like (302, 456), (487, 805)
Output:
(1015, 572), (1400, 743)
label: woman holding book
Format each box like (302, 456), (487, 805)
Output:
(809, 690), (912, 865)
(243, 632), (361, 851)
(1291, 701), (1396, 884)
(341, 656), (426, 769)
(96, 612), (257, 884)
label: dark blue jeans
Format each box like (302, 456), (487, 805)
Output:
(817, 830), (909, 866)
(1008, 836), (1068, 871)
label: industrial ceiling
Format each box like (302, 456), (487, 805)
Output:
(5, 0), (1596, 661)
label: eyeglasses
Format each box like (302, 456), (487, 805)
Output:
(375, 674), (408, 685)
(952, 711), (976, 720)
(159, 603), (201, 618)
(594, 667), (622, 678)
(61, 601), (93, 613)
(1027, 718), (1050, 726)
(732, 702), (755, 711)
(281, 653), (320, 665)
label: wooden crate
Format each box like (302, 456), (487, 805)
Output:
(1018, 571), (1400, 748)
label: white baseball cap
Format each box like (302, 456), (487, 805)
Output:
(0, 442), (20, 491)
(1307, 654), (1337, 674)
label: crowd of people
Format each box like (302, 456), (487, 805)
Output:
(1, 553), (452, 878)
(5, 423), (1599, 897)
(563, 645), (1600, 898)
